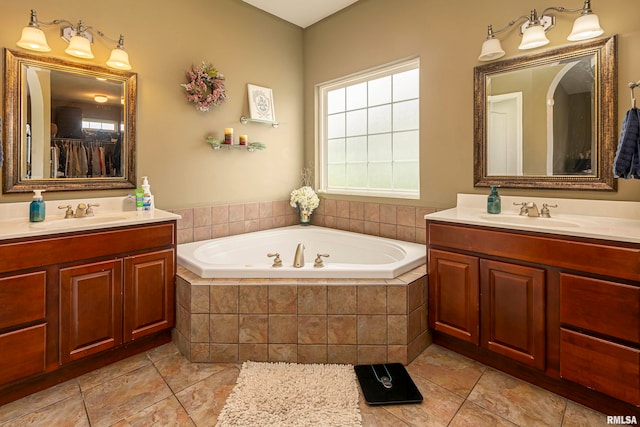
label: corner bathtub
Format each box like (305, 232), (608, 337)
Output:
(177, 225), (426, 279)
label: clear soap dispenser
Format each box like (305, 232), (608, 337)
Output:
(487, 185), (501, 214)
(29, 189), (46, 222)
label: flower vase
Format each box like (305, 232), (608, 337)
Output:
(298, 204), (311, 225)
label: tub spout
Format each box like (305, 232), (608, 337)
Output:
(293, 243), (305, 268)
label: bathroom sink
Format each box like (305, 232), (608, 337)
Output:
(479, 215), (580, 228)
(31, 215), (130, 229)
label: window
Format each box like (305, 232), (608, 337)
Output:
(82, 119), (117, 131)
(317, 58), (420, 199)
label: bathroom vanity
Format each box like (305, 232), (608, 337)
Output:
(0, 197), (179, 405)
(426, 194), (640, 415)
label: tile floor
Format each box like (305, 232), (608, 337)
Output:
(0, 343), (608, 426)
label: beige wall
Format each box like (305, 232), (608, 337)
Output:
(0, 0), (304, 209)
(2, 0), (640, 212)
(304, 0), (640, 208)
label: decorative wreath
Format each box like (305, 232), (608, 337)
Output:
(181, 62), (227, 112)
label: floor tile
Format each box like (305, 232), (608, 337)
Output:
(467, 368), (567, 426)
(562, 401), (609, 427)
(153, 351), (229, 394)
(83, 365), (172, 427)
(78, 352), (151, 392)
(110, 395), (195, 427)
(0, 395), (88, 427)
(449, 400), (517, 426)
(0, 379), (81, 424)
(406, 344), (486, 397)
(175, 365), (240, 427)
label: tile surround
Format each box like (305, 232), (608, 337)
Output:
(170, 198), (437, 245)
(174, 265), (430, 365)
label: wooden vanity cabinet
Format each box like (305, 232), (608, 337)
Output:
(427, 221), (640, 413)
(0, 221), (176, 405)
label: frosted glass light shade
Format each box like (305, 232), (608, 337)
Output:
(65, 35), (94, 58)
(568, 13), (604, 41)
(17, 26), (51, 52)
(479, 38), (505, 61)
(106, 48), (131, 70)
(519, 25), (550, 50)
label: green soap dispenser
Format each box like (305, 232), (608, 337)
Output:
(487, 185), (501, 214)
(29, 189), (46, 222)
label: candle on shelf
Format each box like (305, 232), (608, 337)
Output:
(239, 135), (248, 146)
(224, 128), (233, 144)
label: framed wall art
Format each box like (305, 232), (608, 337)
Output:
(247, 84), (276, 123)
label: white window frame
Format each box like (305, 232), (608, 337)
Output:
(316, 57), (420, 199)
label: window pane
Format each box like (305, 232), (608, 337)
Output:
(346, 136), (367, 162)
(394, 161), (419, 189)
(346, 109), (367, 137)
(393, 100), (419, 131)
(328, 138), (345, 163)
(368, 105), (392, 134)
(327, 88), (345, 114)
(346, 82), (367, 110)
(393, 130), (419, 161)
(347, 163), (367, 187)
(327, 113), (345, 139)
(393, 68), (419, 102)
(369, 162), (392, 188)
(328, 164), (346, 187)
(368, 133), (392, 162)
(368, 76), (391, 106)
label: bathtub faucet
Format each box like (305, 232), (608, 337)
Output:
(293, 243), (305, 268)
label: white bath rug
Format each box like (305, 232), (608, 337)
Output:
(215, 361), (362, 427)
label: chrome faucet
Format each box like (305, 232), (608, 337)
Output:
(293, 243), (305, 268)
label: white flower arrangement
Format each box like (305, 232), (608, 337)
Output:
(289, 186), (319, 212)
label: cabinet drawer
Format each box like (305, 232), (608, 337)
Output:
(0, 324), (47, 384)
(0, 271), (46, 330)
(560, 328), (640, 406)
(560, 273), (640, 343)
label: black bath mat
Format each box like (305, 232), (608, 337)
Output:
(354, 363), (423, 405)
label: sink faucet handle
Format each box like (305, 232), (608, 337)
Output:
(314, 253), (330, 268)
(541, 203), (558, 218)
(58, 205), (74, 218)
(267, 253), (283, 268)
(86, 203), (100, 216)
(513, 202), (528, 216)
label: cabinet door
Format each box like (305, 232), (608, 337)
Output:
(480, 259), (546, 370)
(428, 249), (479, 344)
(60, 260), (123, 363)
(123, 249), (175, 342)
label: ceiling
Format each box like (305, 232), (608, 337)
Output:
(241, 0), (359, 28)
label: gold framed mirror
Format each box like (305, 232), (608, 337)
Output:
(2, 49), (137, 193)
(473, 35), (616, 190)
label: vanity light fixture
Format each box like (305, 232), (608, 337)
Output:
(479, 0), (604, 61)
(16, 9), (132, 70)
(94, 95), (108, 103)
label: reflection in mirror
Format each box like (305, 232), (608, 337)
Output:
(474, 36), (617, 190)
(3, 49), (137, 193)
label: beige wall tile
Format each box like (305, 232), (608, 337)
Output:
(229, 204), (245, 222)
(357, 315), (387, 345)
(298, 345), (328, 364)
(210, 344), (238, 363)
(239, 344), (268, 362)
(380, 205), (397, 224)
(268, 285), (298, 314)
(387, 345), (408, 365)
(328, 315), (357, 344)
(212, 223), (229, 238)
(328, 345), (357, 365)
(269, 315), (297, 343)
(336, 200), (350, 218)
(177, 228), (194, 244)
(259, 201), (273, 218)
(397, 225), (416, 243)
(358, 345), (387, 364)
(408, 306), (425, 342)
(244, 203), (259, 220)
(387, 285), (407, 314)
(210, 285), (238, 314)
(211, 205), (229, 225)
(229, 221), (245, 235)
(239, 315), (268, 343)
(298, 286), (327, 314)
(191, 286), (209, 313)
(364, 203), (380, 222)
(364, 221), (380, 236)
(358, 286), (387, 314)
(190, 343), (210, 362)
(190, 314), (209, 343)
(349, 219), (364, 234)
(210, 314), (238, 343)
(387, 315), (408, 345)
(269, 344), (297, 363)
(323, 199), (337, 217)
(298, 315), (327, 344)
(397, 206), (416, 227)
(327, 286), (356, 314)
(193, 207), (212, 227)
(239, 285), (268, 313)
(175, 208), (194, 230)
(379, 223), (397, 239)
(193, 226), (212, 242)
(350, 202), (364, 220)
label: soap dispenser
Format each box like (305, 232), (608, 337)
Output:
(29, 189), (46, 222)
(141, 176), (154, 210)
(487, 185), (501, 214)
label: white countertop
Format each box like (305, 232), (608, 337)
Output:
(425, 194), (640, 244)
(0, 196), (180, 241)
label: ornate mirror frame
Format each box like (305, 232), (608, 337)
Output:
(473, 35), (617, 191)
(2, 49), (137, 193)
